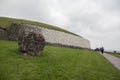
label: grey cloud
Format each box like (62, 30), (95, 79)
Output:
(0, 0), (52, 23)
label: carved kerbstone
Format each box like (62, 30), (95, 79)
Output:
(18, 31), (45, 56)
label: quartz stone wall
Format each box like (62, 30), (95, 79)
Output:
(41, 28), (90, 49)
(8, 23), (90, 49)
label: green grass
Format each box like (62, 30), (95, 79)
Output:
(0, 40), (120, 80)
(107, 52), (120, 58)
(0, 17), (78, 36)
(113, 54), (120, 58)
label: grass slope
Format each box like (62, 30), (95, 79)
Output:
(112, 54), (120, 58)
(0, 17), (78, 36)
(107, 52), (120, 58)
(0, 40), (120, 80)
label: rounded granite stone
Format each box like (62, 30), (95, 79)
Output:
(18, 31), (45, 56)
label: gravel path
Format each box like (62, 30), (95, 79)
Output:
(102, 53), (120, 71)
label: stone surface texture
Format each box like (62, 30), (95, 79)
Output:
(8, 23), (90, 49)
(8, 23), (24, 40)
(18, 26), (45, 56)
(0, 29), (8, 40)
(41, 28), (90, 49)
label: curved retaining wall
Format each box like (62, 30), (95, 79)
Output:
(41, 28), (90, 49)
(7, 23), (90, 49)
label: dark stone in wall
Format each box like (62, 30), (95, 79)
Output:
(7, 23), (22, 41)
(0, 26), (7, 31)
(0, 29), (8, 40)
(18, 31), (45, 56)
(45, 42), (91, 50)
(7, 23), (42, 41)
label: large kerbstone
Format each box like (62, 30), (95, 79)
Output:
(18, 31), (45, 56)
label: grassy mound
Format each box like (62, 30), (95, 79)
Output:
(0, 40), (120, 80)
(0, 17), (78, 36)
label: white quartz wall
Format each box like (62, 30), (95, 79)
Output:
(9, 24), (90, 49)
(41, 28), (90, 49)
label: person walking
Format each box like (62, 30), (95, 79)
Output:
(100, 47), (104, 54)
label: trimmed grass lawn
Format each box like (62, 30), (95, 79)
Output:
(107, 53), (120, 58)
(0, 40), (120, 80)
(113, 54), (120, 58)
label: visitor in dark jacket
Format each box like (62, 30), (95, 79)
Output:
(100, 47), (104, 54)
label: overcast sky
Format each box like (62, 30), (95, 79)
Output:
(0, 0), (120, 51)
